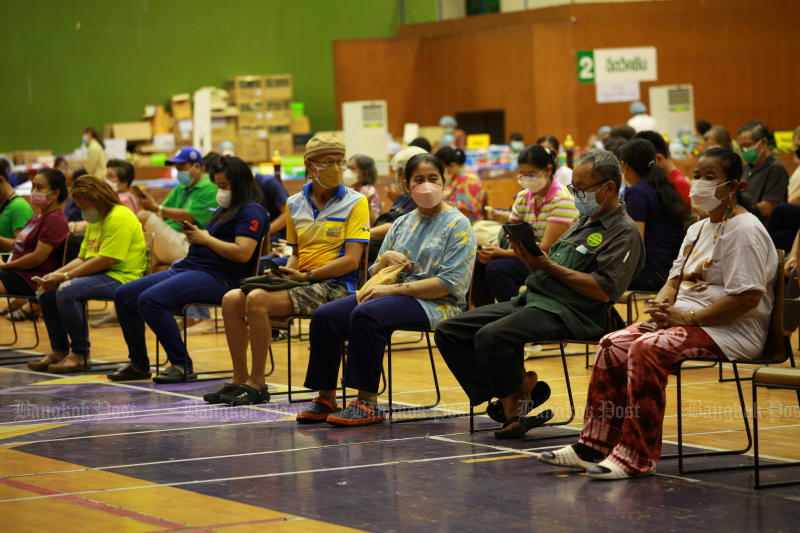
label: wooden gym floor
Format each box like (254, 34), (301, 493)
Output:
(0, 302), (798, 532)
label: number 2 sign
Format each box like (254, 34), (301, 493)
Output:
(577, 50), (595, 84)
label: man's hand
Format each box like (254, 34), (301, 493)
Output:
(140, 196), (159, 212)
(511, 241), (548, 271)
(277, 266), (308, 282)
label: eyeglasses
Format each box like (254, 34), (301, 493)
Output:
(567, 179), (611, 199)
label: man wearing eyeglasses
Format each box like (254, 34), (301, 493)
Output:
(436, 149), (644, 437)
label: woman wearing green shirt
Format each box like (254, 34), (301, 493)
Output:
(31, 175), (147, 374)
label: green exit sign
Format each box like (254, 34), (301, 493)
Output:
(577, 50), (595, 83)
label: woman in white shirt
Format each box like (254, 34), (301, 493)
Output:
(539, 147), (778, 480)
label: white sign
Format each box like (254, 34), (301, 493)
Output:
(595, 81), (641, 104)
(104, 139), (127, 160)
(594, 47), (657, 84)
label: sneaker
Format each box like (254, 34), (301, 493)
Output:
(297, 396), (341, 424)
(223, 384), (270, 406)
(90, 313), (119, 328)
(186, 319), (216, 335)
(326, 399), (385, 427)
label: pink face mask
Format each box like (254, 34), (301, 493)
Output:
(30, 192), (50, 208)
(411, 181), (443, 209)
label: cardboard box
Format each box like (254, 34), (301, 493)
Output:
(239, 111), (267, 128)
(263, 74), (292, 99)
(143, 105), (173, 135)
(109, 121), (152, 142)
(11, 150), (52, 166)
(267, 122), (291, 135)
(267, 133), (293, 157)
(227, 75), (265, 102)
(237, 127), (268, 162)
(211, 117), (238, 147)
(173, 119), (193, 146)
(171, 94), (193, 120)
(291, 116), (311, 134)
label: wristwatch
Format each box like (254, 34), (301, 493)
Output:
(158, 205), (164, 217)
(301, 269), (313, 281)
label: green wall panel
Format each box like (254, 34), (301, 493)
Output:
(0, 0), (435, 155)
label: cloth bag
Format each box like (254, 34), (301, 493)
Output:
(355, 262), (408, 303)
(239, 274), (311, 294)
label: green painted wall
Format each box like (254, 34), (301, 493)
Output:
(0, 0), (437, 155)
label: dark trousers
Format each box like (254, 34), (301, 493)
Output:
(766, 203), (800, 252)
(434, 301), (571, 405)
(628, 268), (667, 292)
(114, 269), (231, 371)
(303, 294), (429, 393)
(471, 257), (529, 306)
(39, 274), (121, 356)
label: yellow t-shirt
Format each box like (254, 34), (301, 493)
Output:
(79, 204), (147, 284)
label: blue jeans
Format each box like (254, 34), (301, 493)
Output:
(303, 295), (430, 393)
(114, 269), (232, 371)
(39, 274), (122, 356)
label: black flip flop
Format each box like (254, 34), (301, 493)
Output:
(486, 381), (552, 424)
(494, 409), (554, 439)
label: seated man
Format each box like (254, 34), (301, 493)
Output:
(136, 147), (218, 269)
(435, 150), (644, 437)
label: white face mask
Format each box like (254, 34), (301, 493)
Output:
(518, 175), (548, 194)
(342, 168), (359, 187)
(106, 180), (119, 192)
(689, 179), (724, 212)
(216, 189), (232, 208)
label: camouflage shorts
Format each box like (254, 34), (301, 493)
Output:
(287, 281), (350, 316)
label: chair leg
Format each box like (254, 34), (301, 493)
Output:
(542, 343), (575, 427)
(664, 361), (754, 474)
(753, 380), (760, 489)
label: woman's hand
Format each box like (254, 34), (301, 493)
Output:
(644, 299), (690, 328)
(377, 251), (411, 271)
(183, 224), (210, 246)
(277, 266), (308, 282)
(476, 244), (498, 264)
(785, 255), (797, 278)
(40, 272), (66, 292)
(359, 283), (400, 302)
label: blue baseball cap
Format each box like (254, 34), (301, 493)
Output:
(166, 147), (204, 165)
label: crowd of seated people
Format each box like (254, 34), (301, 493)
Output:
(11, 117), (798, 483)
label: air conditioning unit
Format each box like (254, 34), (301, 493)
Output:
(648, 85), (695, 141)
(342, 100), (388, 162)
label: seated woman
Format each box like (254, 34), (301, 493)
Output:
(344, 154), (381, 224)
(473, 146), (578, 306)
(0, 169), (69, 366)
(297, 153), (476, 426)
(109, 156), (268, 384)
(435, 146), (484, 222)
(207, 133), (370, 406)
(537, 135), (572, 187)
(619, 138), (687, 291)
(538, 147), (778, 479)
(32, 176), (147, 373)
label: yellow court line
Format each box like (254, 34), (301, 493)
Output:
(462, 454), (532, 463)
(0, 447), (363, 532)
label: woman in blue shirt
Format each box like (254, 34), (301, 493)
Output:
(108, 156), (269, 384)
(298, 153), (477, 426)
(620, 139), (687, 291)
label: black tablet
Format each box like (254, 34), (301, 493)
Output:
(502, 222), (543, 257)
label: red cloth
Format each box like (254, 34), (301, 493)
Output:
(10, 209), (69, 290)
(668, 168), (691, 208)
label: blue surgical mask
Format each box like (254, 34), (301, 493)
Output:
(82, 207), (102, 223)
(81, 134), (89, 145)
(177, 171), (193, 186)
(510, 140), (525, 152)
(574, 191), (602, 217)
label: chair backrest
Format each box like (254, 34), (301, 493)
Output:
(251, 236), (266, 276)
(762, 249), (788, 362)
(143, 231), (157, 275)
(357, 243), (370, 290)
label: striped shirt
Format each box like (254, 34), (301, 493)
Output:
(508, 179), (578, 239)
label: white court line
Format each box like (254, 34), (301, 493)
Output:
(0, 443), (561, 504)
(1, 403), (235, 425)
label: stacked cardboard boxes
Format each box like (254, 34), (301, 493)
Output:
(227, 74), (295, 161)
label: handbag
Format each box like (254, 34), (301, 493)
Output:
(355, 262), (408, 303)
(239, 274), (311, 294)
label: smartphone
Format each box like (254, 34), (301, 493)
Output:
(178, 220), (193, 231)
(130, 185), (147, 200)
(502, 222), (543, 257)
(262, 258), (282, 274)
